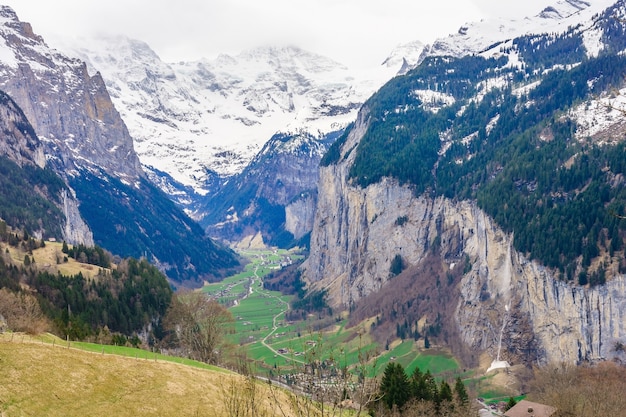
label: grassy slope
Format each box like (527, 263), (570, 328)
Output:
(0, 334), (293, 417)
(3, 241), (109, 279)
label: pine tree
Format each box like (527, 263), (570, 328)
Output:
(439, 381), (453, 402)
(454, 376), (469, 405)
(505, 396), (517, 411)
(379, 362), (411, 410)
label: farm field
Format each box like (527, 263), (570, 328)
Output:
(203, 249), (462, 381)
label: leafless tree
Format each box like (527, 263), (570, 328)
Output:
(528, 361), (626, 417)
(164, 290), (233, 364)
(0, 288), (49, 334)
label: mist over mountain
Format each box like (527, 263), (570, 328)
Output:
(0, 5), (239, 284)
(305, 0), (626, 366)
(59, 37), (418, 195)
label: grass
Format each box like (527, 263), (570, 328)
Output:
(0, 333), (296, 417)
(204, 249), (463, 383)
(2, 241), (111, 279)
(0, 333), (228, 416)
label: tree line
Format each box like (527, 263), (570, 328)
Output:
(372, 362), (473, 416)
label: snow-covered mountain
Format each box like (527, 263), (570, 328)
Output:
(0, 5), (240, 283)
(417, 0), (616, 64)
(58, 38), (415, 196)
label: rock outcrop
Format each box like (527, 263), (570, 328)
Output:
(202, 131), (332, 246)
(0, 87), (92, 244)
(0, 6), (143, 180)
(304, 108), (626, 365)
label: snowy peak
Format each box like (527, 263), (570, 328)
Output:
(0, 6), (144, 180)
(231, 45), (348, 74)
(0, 5), (43, 45)
(59, 35), (398, 194)
(382, 41), (426, 74)
(538, 0), (592, 19)
(419, 0), (616, 64)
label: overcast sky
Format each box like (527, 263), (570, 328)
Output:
(12, 0), (553, 68)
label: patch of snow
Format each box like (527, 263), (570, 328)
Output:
(571, 87), (626, 144)
(514, 80), (541, 97)
(486, 114), (500, 135)
(486, 360), (510, 374)
(413, 89), (456, 113)
(583, 26), (604, 58)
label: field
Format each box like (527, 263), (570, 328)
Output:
(203, 249), (462, 382)
(2, 241), (110, 279)
(0, 333), (253, 417)
(0, 333), (313, 417)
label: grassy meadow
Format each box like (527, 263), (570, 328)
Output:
(203, 249), (463, 383)
(3, 241), (110, 279)
(0, 333), (242, 417)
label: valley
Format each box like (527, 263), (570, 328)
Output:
(203, 249), (509, 400)
(1, 0), (626, 415)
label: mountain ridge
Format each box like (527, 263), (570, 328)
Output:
(0, 5), (240, 284)
(304, 0), (626, 366)
(59, 37), (406, 196)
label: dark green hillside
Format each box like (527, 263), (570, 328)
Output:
(0, 156), (66, 239)
(70, 169), (240, 285)
(0, 240), (171, 341)
(31, 258), (172, 340)
(340, 27), (626, 279)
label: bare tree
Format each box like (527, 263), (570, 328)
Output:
(0, 288), (49, 334)
(218, 360), (271, 417)
(528, 362), (626, 417)
(164, 290), (233, 364)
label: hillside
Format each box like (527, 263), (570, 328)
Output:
(0, 334), (293, 417)
(200, 131), (339, 248)
(0, 6), (240, 284)
(305, 0), (626, 367)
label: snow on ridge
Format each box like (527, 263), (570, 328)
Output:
(413, 89), (456, 113)
(419, 0), (617, 65)
(571, 87), (626, 144)
(57, 34), (403, 193)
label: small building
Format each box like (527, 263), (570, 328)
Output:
(504, 400), (557, 417)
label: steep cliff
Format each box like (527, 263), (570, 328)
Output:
(305, 0), (626, 365)
(0, 88), (93, 244)
(201, 131), (335, 247)
(305, 106), (626, 365)
(0, 6), (239, 282)
(0, 6), (143, 179)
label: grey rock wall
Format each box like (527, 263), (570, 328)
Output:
(304, 107), (626, 364)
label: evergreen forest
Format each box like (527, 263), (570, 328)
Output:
(326, 10), (626, 283)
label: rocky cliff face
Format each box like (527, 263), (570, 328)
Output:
(0, 6), (143, 180)
(0, 89), (44, 168)
(61, 189), (94, 246)
(304, 109), (626, 365)
(201, 131), (333, 246)
(0, 87), (93, 244)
